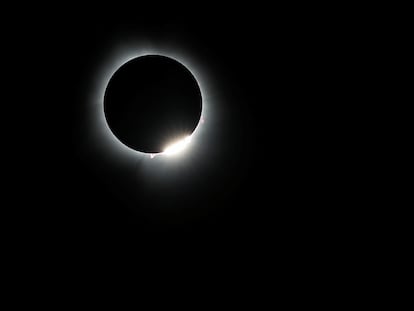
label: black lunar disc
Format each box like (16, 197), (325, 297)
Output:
(104, 55), (202, 154)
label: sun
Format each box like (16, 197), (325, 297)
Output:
(162, 136), (192, 156)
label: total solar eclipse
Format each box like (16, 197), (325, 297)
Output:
(104, 55), (202, 154)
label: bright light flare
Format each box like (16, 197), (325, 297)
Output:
(163, 136), (192, 156)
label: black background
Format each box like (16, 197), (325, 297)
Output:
(11, 7), (353, 258)
(3, 5), (398, 301)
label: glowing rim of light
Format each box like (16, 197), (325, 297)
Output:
(91, 48), (209, 162)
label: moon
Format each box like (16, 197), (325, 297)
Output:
(103, 55), (202, 154)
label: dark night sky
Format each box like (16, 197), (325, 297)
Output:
(1, 6), (391, 300)
(11, 9), (354, 256)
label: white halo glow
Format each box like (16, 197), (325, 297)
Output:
(90, 46), (209, 163)
(84, 35), (227, 186)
